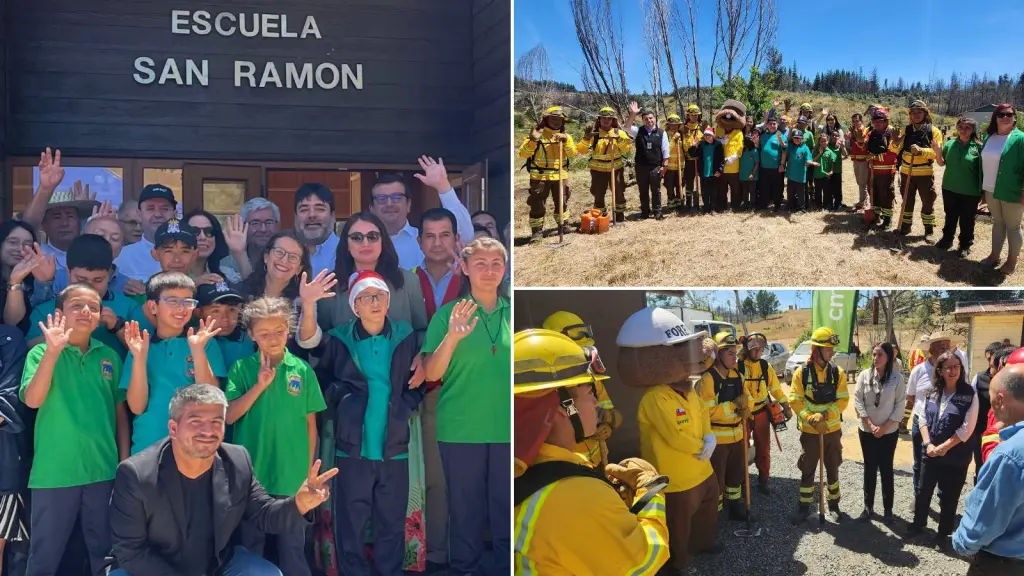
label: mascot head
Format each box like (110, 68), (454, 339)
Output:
(616, 307), (717, 388)
(715, 99), (747, 134)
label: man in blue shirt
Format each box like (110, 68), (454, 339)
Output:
(953, 363), (1024, 574)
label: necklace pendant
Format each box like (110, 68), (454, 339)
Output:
(492, 345), (497, 355)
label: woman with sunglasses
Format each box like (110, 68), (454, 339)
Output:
(979, 104), (1024, 273)
(853, 343), (906, 525)
(905, 351), (978, 551)
(934, 117), (984, 254)
(185, 210), (246, 284)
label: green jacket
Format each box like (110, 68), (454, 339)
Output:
(982, 129), (1024, 204)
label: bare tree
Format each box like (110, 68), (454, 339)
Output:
(749, 0), (778, 71)
(571, 0), (630, 118)
(640, 0), (665, 118)
(734, 290), (749, 336)
(515, 44), (555, 122)
(651, 0), (682, 113)
(715, 0), (756, 83)
(675, 0), (704, 113)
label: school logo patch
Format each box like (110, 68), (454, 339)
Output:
(101, 360), (114, 380)
(186, 355), (195, 379)
(287, 374), (302, 396)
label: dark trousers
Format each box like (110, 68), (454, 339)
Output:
(787, 180), (807, 210)
(699, 176), (718, 212)
(758, 168), (783, 208)
(240, 497), (309, 576)
(721, 173), (741, 211)
(873, 172), (896, 218)
(665, 474), (719, 569)
(912, 458), (969, 536)
(636, 165), (663, 215)
(797, 431), (842, 508)
(827, 173), (843, 209)
(858, 430), (898, 511)
(332, 458), (409, 576)
(589, 170), (627, 213)
(740, 180), (757, 210)
(439, 442), (510, 576)
(27, 481), (113, 576)
(900, 173), (937, 228)
(967, 551), (1024, 575)
(110, 546), (282, 576)
(709, 441), (744, 512)
(812, 178), (828, 209)
(664, 171), (681, 208)
(910, 415), (943, 499)
(526, 179), (570, 231)
(941, 189), (981, 248)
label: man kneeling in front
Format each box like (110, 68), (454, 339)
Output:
(109, 384), (337, 576)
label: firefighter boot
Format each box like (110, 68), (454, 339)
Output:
(614, 211), (626, 223)
(878, 216), (891, 230)
(827, 500), (843, 523)
(728, 500), (753, 522)
(757, 476), (770, 495)
(558, 222), (571, 236)
(789, 505), (810, 525)
(897, 222), (911, 236)
(924, 224), (934, 241)
(530, 227), (544, 243)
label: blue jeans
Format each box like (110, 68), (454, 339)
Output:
(110, 545), (282, 576)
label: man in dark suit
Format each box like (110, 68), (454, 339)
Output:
(109, 383), (337, 576)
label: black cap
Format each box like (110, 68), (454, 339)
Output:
(197, 281), (244, 307)
(138, 184), (177, 208)
(154, 219), (197, 249)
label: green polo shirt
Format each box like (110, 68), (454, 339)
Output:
(738, 148), (759, 182)
(217, 330), (256, 374)
(422, 297), (511, 444)
(942, 138), (983, 197)
(226, 350), (326, 496)
(813, 148), (836, 180)
(20, 340), (125, 488)
(28, 292), (139, 359)
(828, 144), (844, 175)
(786, 144), (812, 183)
(120, 336), (227, 454)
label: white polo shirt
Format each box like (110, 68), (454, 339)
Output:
(906, 358), (936, 407)
(391, 188), (474, 270)
(113, 237), (160, 282)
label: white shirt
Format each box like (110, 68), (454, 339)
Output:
(114, 237), (160, 282)
(913, 385), (979, 442)
(392, 188), (473, 271)
(906, 358), (936, 406)
(955, 348), (969, 375)
(308, 232), (340, 277)
(627, 125), (671, 161)
(982, 134), (1009, 193)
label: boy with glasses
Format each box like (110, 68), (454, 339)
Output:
(120, 272), (226, 455)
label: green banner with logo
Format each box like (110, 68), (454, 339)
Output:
(811, 290), (858, 354)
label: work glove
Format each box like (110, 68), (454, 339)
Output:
(910, 144), (922, 155)
(781, 402), (794, 421)
(606, 458), (662, 506)
(529, 127), (543, 142)
(602, 407), (623, 430)
(584, 124), (595, 140)
(695, 433), (717, 461)
(590, 422), (613, 442)
(553, 133), (569, 142)
(805, 412), (824, 427)
(725, 154), (739, 166)
(733, 400), (750, 420)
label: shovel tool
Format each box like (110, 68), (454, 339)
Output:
(735, 418), (763, 538)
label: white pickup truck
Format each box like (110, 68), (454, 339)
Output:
(783, 340), (860, 382)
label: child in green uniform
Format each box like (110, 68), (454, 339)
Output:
(28, 234), (138, 359)
(121, 271), (226, 454)
(226, 297), (326, 576)
(313, 270), (426, 576)
(197, 281), (254, 372)
(827, 132), (848, 210)
(739, 132), (760, 211)
(782, 131), (819, 211)
(812, 137), (836, 210)
(688, 128), (725, 214)
(20, 283), (130, 575)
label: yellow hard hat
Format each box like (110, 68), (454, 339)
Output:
(666, 113), (682, 125)
(598, 106), (617, 117)
(514, 329), (608, 396)
(543, 105), (568, 119)
(800, 102), (812, 110)
(542, 311), (594, 347)
(714, 332), (740, 348)
(686, 104), (701, 114)
(809, 327), (840, 348)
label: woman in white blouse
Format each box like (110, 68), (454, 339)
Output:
(854, 343), (906, 525)
(978, 104), (1024, 274)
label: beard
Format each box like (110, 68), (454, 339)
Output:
(296, 221), (331, 244)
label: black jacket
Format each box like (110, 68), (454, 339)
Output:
(0, 326), (29, 494)
(110, 439), (311, 576)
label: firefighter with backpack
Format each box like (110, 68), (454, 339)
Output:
(577, 106), (633, 222)
(513, 328), (670, 575)
(542, 310), (623, 470)
(890, 100), (944, 239)
(681, 105), (705, 211)
(664, 113), (686, 213)
(788, 327), (850, 524)
(518, 105), (577, 241)
(739, 333), (793, 494)
(698, 332), (754, 521)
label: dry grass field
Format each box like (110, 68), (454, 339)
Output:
(513, 162), (1024, 287)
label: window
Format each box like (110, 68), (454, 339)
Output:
(14, 166), (125, 216)
(202, 180), (246, 224)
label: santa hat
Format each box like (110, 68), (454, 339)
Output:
(703, 127), (715, 137)
(348, 270), (390, 312)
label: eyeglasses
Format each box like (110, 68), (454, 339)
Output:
(355, 293), (389, 305)
(193, 227), (215, 238)
(3, 237), (34, 249)
(372, 193), (408, 205)
(348, 231), (382, 244)
(248, 219), (278, 229)
(158, 297), (198, 310)
(942, 364), (961, 372)
(997, 112), (1016, 119)
(270, 247), (302, 264)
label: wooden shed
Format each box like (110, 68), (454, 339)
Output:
(954, 300), (1024, 375)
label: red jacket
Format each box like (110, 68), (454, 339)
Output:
(415, 266), (463, 392)
(981, 409), (1003, 464)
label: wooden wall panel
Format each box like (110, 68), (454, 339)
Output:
(471, 0), (510, 225)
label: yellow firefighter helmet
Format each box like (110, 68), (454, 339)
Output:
(514, 329), (608, 397)
(542, 311), (595, 347)
(809, 327), (840, 348)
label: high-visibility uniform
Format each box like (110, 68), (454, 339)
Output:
(699, 366), (753, 513)
(789, 362), (849, 510)
(513, 443), (670, 575)
(897, 123), (944, 229)
(981, 409), (1003, 464)
(637, 384), (719, 569)
(908, 348), (926, 371)
(518, 128), (577, 232)
(849, 126), (871, 205)
(867, 133), (900, 223)
(665, 131), (684, 210)
(742, 358), (785, 483)
(577, 128), (632, 214)
(573, 378), (617, 468)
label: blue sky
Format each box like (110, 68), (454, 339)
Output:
(515, 0), (1024, 92)
(704, 290), (806, 310)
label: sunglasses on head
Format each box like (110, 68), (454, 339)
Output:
(348, 231), (382, 244)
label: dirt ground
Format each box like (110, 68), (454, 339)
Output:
(512, 163), (1024, 287)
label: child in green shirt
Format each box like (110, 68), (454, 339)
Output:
(812, 137), (836, 210)
(826, 131), (848, 210)
(226, 296), (326, 575)
(739, 132), (760, 210)
(782, 131), (819, 211)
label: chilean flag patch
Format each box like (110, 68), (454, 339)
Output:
(676, 407), (687, 417)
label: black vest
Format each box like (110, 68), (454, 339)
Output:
(867, 129), (891, 155)
(924, 382), (977, 467)
(802, 363), (838, 404)
(708, 366), (744, 404)
(739, 359), (770, 404)
(635, 127), (665, 167)
(974, 370), (993, 436)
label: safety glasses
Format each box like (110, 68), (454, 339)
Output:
(560, 323), (594, 341)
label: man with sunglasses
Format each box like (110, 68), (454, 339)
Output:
(542, 311), (622, 470)
(788, 327), (849, 524)
(371, 156), (473, 271)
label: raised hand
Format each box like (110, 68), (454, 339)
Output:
(222, 215), (249, 253)
(821, 107), (830, 117)
(9, 247), (44, 285)
(257, 351), (277, 389)
(194, 273), (224, 286)
(90, 200), (117, 221)
(123, 279), (146, 296)
(447, 299), (479, 343)
(39, 311), (73, 353)
(27, 244), (56, 283)
(124, 321), (150, 358)
(187, 317), (221, 349)
(299, 270), (338, 305)
(70, 180), (95, 203)
(295, 459), (340, 514)
(413, 155), (451, 192)
(628, 100), (640, 116)
(408, 354), (425, 388)
(37, 148), (65, 193)
(448, 243), (466, 276)
(773, 97), (781, 108)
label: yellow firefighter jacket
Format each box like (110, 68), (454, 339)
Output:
(789, 362), (849, 435)
(698, 365), (753, 444)
(681, 122), (703, 160)
(577, 128), (632, 172)
(638, 384), (714, 493)
(574, 379), (616, 468)
(666, 131), (685, 171)
(897, 124), (944, 177)
(514, 443), (670, 575)
(742, 358), (786, 414)
(518, 128), (577, 182)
